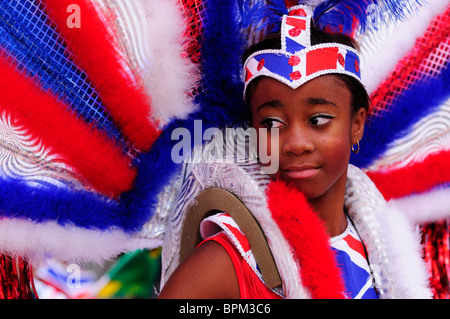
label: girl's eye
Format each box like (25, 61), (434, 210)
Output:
(260, 118), (285, 129)
(309, 114), (334, 126)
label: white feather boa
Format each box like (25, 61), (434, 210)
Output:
(104, 0), (200, 124)
(0, 218), (161, 266)
(135, 0), (199, 123)
(345, 165), (431, 298)
(388, 187), (450, 225)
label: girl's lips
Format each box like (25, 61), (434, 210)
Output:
(282, 167), (320, 179)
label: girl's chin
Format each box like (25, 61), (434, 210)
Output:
(268, 173), (322, 199)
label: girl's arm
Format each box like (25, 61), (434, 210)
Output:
(158, 240), (240, 299)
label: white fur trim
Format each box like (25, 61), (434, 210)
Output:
(378, 205), (433, 298)
(0, 218), (161, 266)
(388, 187), (450, 225)
(346, 165), (432, 298)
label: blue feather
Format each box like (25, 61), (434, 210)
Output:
(350, 60), (450, 169)
(117, 0), (249, 231)
(314, 0), (424, 35)
(0, 0), (249, 235)
(0, 1), (130, 151)
(0, 128), (181, 233)
(0, 177), (122, 230)
(240, 0), (288, 32)
(241, 0), (424, 36)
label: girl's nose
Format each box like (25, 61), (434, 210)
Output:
(280, 125), (315, 156)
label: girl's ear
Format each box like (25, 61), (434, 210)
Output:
(351, 107), (366, 144)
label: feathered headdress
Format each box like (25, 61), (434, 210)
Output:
(0, 0), (449, 299)
(241, 0), (425, 103)
(0, 0), (196, 264)
(243, 4), (362, 100)
(242, 0), (424, 37)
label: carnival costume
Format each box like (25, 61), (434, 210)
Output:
(0, 0), (448, 298)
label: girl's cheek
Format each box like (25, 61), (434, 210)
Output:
(257, 129), (280, 176)
(325, 136), (352, 168)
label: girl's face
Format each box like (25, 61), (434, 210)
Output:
(249, 75), (366, 201)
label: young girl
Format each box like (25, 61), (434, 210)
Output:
(158, 5), (431, 299)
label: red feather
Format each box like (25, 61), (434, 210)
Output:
(42, 0), (160, 152)
(367, 149), (450, 201)
(266, 180), (346, 298)
(0, 54), (136, 198)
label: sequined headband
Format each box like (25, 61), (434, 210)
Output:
(243, 5), (361, 99)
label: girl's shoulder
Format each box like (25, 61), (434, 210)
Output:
(158, 232), (240, 298)
(199, 212), (284, 299)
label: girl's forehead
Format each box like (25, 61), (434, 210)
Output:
(250, 75), (351, 107)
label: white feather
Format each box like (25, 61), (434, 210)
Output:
(0, 218), (161, 266)
(378, 205), (433, 298)
(133, 0), (200, 124)
(388, 187), (450, 225)
(360, 0), (450, 94)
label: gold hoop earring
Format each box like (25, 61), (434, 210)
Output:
(352, 139), (360, 154)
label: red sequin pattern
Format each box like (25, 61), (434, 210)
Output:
(179, 0), (206, 65)
(369, 4), (450, 117)
(422, 220), (450, 299)
(0, 254), (35, 299)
